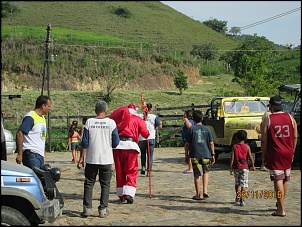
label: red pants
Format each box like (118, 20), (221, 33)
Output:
(113, 149), (138, 198)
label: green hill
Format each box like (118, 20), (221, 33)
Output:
(1, 1), (300, 94)
(1, 1), (238, 52)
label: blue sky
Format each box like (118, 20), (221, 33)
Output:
(161, 1), (301, 47)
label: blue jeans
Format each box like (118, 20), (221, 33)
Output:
(22, 149), (44, 169)
(139, 139), (155, 170)
(83, 163), (112, 211)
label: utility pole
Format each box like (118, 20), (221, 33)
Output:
(41, 24), (52, 152)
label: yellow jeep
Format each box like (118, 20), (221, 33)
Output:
(203, 96), (270, 165)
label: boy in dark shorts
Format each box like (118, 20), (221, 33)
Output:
(230, 130), (256, 206)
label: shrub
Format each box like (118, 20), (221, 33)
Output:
(200, 65), (221, 76)
(113, 7), (132, 18)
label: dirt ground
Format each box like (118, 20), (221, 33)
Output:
(7, 147), (301, 226)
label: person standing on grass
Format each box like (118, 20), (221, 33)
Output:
(261, 95), (298, 217)
(77, 100), (119, 218)
(185, 110), (215, 200)
(15, 95), (51, 169)
(182, 109), (194, 174)
(230, 130), (256, 206)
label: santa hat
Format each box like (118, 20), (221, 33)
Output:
(127, 104), (139, 112)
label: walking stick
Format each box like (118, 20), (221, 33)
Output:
(141, 92), (152, 198)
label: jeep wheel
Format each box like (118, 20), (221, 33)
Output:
(1, 206), (31, 226)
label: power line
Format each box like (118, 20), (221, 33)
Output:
(240, 7), (301, 31)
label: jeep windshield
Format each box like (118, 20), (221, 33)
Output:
(224, 100), (269, 114)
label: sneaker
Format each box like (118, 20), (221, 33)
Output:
(99, 209), (109, 218)
(203, 193), (209, 199)
(240, 199), (246, 206)
(80, 207), (91, 218)
(141, 166), (146, 175)
(235, 198), (240, 205)
(124, 195), (134, 204)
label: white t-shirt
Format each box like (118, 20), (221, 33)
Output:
(84, 117), (117, 165)
(20, 111), (47, 157)
(139, 113), (157, 140)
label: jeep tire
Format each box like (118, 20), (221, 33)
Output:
(1, 206), (31, 226)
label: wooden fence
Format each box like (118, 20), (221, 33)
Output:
(155, 103), (211, 147)
(3, 103), (212, 150)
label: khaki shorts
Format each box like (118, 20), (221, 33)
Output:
(191, 158), (210, 176)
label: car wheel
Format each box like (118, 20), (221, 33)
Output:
(1, 206), (31, 226)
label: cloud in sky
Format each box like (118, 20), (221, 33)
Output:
(161, 1), (301, 46)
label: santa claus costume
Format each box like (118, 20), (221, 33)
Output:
(109, 104), (150, 204)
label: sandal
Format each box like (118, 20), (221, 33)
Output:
(260, 166), (269, 171)
(271, 212), (286, 217)
(203, 193), (209, 198)
(183, 169), (193, 174)
(192, 196), (202, 200)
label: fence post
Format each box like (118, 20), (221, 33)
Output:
(191, 103), (195, 111)
(67, 113), (70, 128)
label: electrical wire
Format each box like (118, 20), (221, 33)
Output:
(240, 7), (301, 31)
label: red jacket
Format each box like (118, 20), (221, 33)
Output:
(109, 106), (150, 143)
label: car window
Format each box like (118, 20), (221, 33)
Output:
(224, 100), (268, 113)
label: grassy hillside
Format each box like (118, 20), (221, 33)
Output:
(1, 1), (299, 95)
(1, 74), (244, 119)
(1, 1), (238, 52)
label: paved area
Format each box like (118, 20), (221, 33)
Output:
(8, 147), (301, 226)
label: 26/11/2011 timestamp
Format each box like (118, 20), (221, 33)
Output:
(237, 190), (282, 199)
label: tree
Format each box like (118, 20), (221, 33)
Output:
(97, 56), (134, 102)
(202, 18), (228, 34)
(174, 70), (188, 95)
(190, 43), (218, 60)
(228, 26), (241, 36)
(221, 35), (278, 96)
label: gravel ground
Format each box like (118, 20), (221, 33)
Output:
(7, 147), (301, 226)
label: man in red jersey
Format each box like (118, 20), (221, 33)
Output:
(109, 104), (150, 204)
(261, 95), (298, 217)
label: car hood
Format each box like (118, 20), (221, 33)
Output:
(1, 160), (36, 177)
